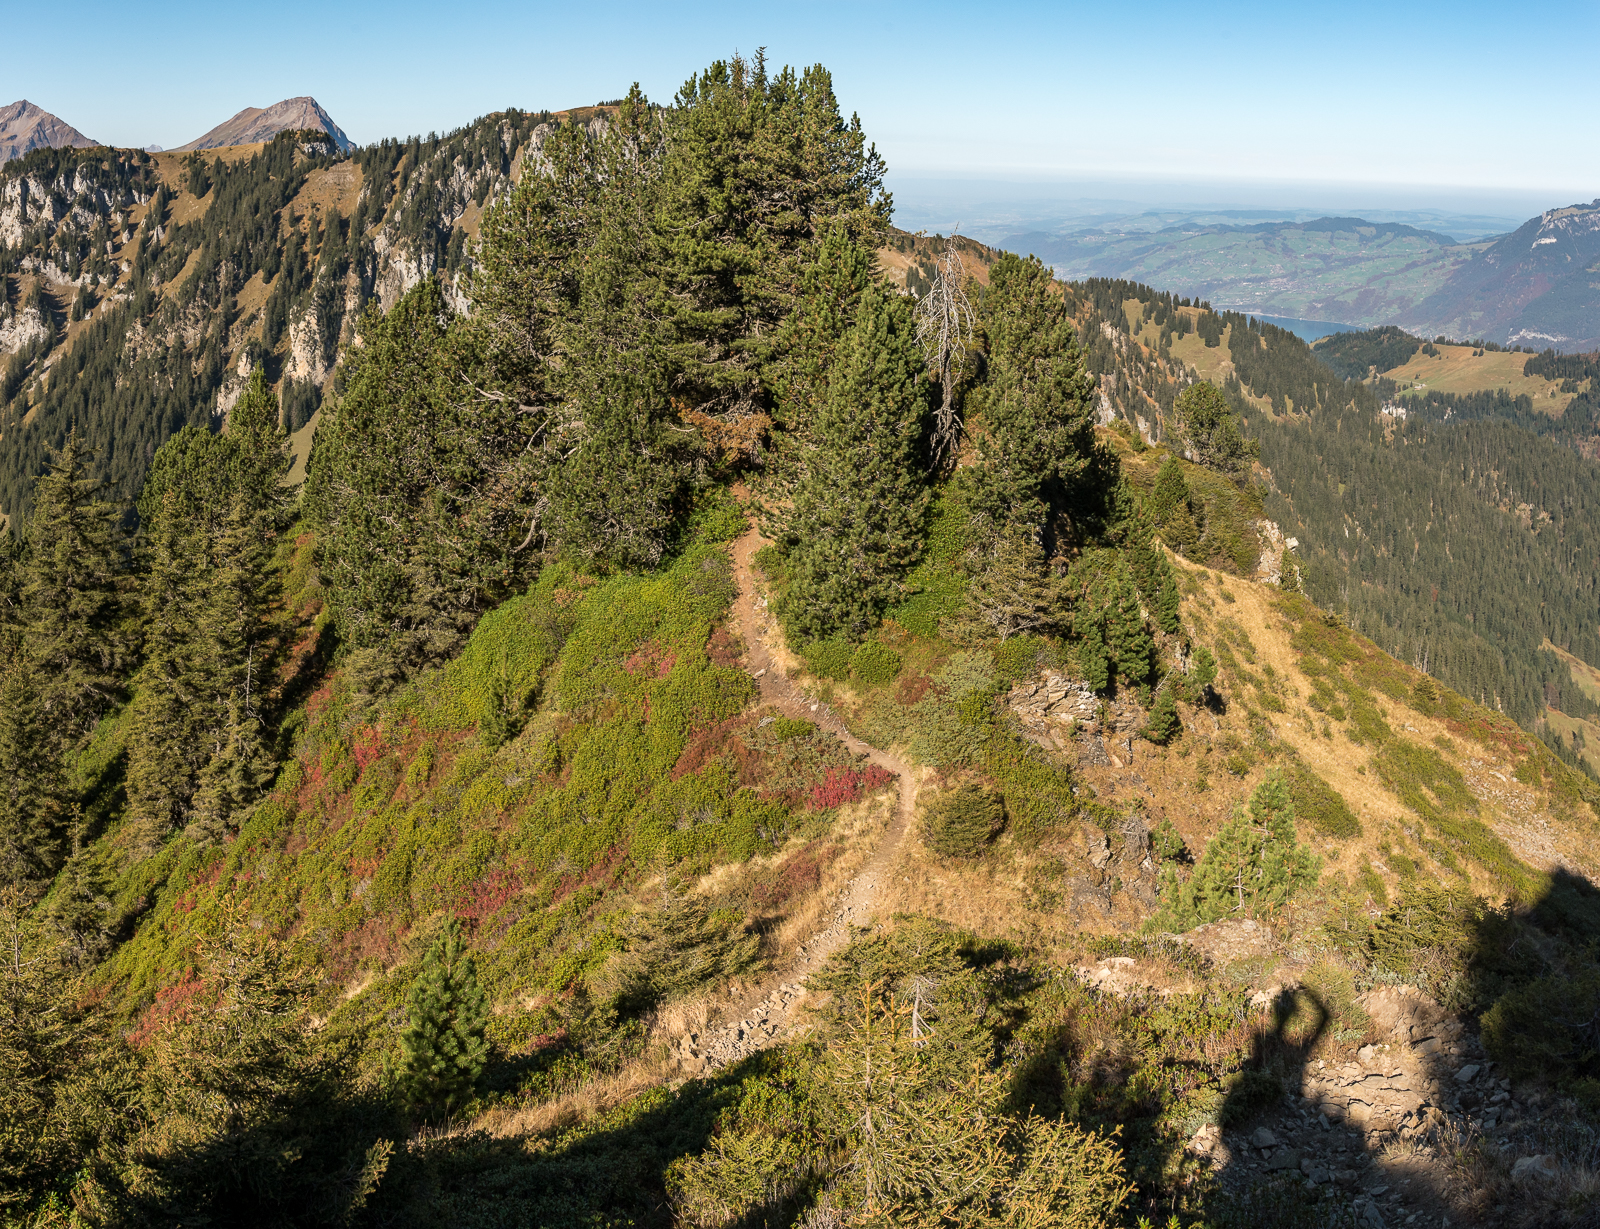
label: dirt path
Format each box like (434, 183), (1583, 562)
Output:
(674, 523), (921, 1072)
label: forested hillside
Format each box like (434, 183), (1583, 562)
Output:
(6, 55), (1600, 1229)
(0, 105), (593, 524)
(1054, 289), (1600, 776)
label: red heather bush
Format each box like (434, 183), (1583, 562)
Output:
(752, 840), (836, 910)
(351, 725), (384, 770)
(127, 970), (207, 1048)
(455, 867), (525, 925)
(624, 640), (677, 678)
(672, 717), (757, 783)
(706, 627), (742, 668)
(896, 673), (932, 704)
(806, 764), (894, 811)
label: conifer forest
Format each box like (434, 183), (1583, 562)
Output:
(5, 54), (1600, 1229)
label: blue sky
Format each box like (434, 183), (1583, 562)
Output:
(9, 0), (1597, 208)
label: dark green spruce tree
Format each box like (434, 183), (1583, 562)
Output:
(188, 493), (279, 845)
(779, 278), (929, 642)
(960, 252), (1097, 547)
(21, 429), (125, 748)
(124, 492), (205, 850)
(127, 371), (288, 847)
(305, 280), (540, 693)
(0, 652), (65, 893)
(1176, 380), (1257, 477)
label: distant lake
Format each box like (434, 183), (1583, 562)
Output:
(1230, 313), (1361, 342)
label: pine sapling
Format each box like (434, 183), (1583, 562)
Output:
(399, 920), (489, 1119)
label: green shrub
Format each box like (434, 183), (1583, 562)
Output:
(850, 639), (902, 686)
(1483, 971), (1600, 1081)
(803, 639), (853, 681)
(751, 543), (786, 584)
(1141, 688), (1181, 744)
(1152, 818), (1187, 864)
(684, 487), (747, 545)
(1150, 771), (1319, 931)
(1368, 882), (1483, 1002)
(1301, 959), (1371, 1041)
(992, 635), (1045, 684)
(921, 784), (1004, 858)
(1286, 762), (1360, 838)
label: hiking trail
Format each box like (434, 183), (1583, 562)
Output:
(671, 522), (920, 1072)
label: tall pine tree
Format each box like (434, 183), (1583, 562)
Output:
(779, 278), (929, 642)
(0, 653), (65, 893)
(125, 492), (206, 849)
(960, 253), (1096, 549)
(127, 373), (288, 847)
(21, 429), (124, 747)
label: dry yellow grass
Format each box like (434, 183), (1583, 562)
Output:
(295, 161), (363, 220)
(1387, 343), (1573, 415)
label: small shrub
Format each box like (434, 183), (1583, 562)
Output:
(1368, 882), (1483, 1002)
(1411, 675), (1441, 715)
(685, 488), (746, 544)
(1286, 762), (1360, 839)
(802, 639), (853, 682)
(751, 543), (786, 584)
(1483, 971), (1600, 1082)
(1142, 688), (1182, 744)
(1152, 818), (1188, 864)
(921, 784), (1004, 859)
(992, 635), (1045, 684)
(850, 640), (902, 686)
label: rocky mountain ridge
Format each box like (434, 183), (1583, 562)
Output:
(175, 96), (354, 153)
(0, 99), (98, 165)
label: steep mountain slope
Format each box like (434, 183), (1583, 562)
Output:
(1406, 200), (1600, 350)
(7, 77), (1600, 1229)
(0, 99), (98, 164)
(176, 96), (354, 153)
(1051, 279), (1600, 776)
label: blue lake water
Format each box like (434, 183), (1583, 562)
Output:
(1230, 313), (1362, 342)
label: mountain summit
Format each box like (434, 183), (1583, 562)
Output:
(176, 96), (352, 152)
(0, 99), (98, 163)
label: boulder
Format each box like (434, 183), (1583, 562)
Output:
(1512, 1154), (1557, 1182)
(1179, 917), (1274, 964)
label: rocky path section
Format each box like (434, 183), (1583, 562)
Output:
(672, 524), (920, 1073)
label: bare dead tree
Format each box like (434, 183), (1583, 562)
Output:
(913, 232), (975, 466)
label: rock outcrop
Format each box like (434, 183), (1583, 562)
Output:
(1006, 670), (1149, 766)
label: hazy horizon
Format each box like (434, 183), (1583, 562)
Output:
(7, 0), (1595, 204)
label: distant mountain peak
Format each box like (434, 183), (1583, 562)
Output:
(176, 97), (353, 153)
(0, 99), (99, 164)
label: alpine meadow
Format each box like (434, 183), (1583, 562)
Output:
(6, 49), (1600, 1229)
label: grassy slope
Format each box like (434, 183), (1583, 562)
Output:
(80, 523), (901, 1081)
(1388, 342), (1578, 414)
